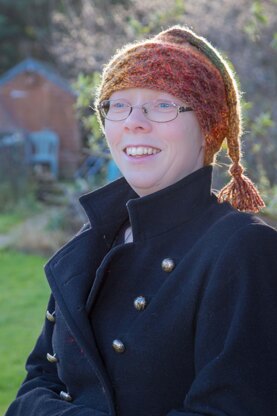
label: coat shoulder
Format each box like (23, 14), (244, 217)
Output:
(206, 203), (275, 246)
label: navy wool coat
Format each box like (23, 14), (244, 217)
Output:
(5, 166), (277, 416)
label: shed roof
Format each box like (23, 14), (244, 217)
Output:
(0, 58), (75, 96)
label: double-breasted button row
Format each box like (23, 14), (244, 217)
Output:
(46, 310), (58, 365)
(112, 258), (175, 355)
(60, 391), (72, 402)
(46, 312), (71, 404)
(112, 297), (147, 354)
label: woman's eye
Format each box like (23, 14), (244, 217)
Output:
(112, 102), (127, 109)
(155, 102), (175, 111)
(159, 102), (171, 108)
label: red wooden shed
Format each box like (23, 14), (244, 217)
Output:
(0, 58), (81, 177)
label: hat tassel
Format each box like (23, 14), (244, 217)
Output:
(217, 162), (265, 213)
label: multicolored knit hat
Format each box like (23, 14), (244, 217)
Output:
(95, 25), (265, 213)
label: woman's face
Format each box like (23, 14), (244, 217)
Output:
(104, 88), (205, 196)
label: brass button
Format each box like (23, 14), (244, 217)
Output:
(46, 353), (58, 363)
(112, 339), (125, 353)
(161, 258), (175, 272)
(134, 296), (147, 311)
(46, 310), (56, 323)
(60, 391), (72, 402)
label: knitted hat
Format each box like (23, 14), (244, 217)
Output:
(95, 25), (265, 213)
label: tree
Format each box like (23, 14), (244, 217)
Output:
(0, 0), (58, 74)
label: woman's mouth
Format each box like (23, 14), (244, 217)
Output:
(124, 146), (161, 157)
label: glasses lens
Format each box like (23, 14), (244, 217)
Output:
(99, 100), (130, 121)
(145, 101), (178, 122)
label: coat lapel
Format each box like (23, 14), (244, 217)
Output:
(44, 227), (115, 404)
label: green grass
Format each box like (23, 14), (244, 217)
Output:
(0, 196), (43, 234)
(0, 249), (50, 415)
(0, 212), (27, 234)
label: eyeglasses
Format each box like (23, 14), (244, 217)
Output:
(97, 99), (193, 123)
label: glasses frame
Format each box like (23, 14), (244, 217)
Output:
(97, 99), (193, 123)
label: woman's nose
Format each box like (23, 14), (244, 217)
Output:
(123, 106), (152, 133)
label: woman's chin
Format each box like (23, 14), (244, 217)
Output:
(124, 175), (162, 196)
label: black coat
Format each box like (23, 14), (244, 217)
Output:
(5, 166), (277, 416)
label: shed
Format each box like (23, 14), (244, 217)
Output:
(0, 58), (81, 177)
(0, 100), (20, 133)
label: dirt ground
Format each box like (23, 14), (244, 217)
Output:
(0, 207), (83, 256)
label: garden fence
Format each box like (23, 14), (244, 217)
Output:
(0, 132), (29, 210)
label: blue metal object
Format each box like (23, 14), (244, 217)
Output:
(27, 129), (59, 178)
(75, 156), (121, 183)
(74, 155), (105, 181)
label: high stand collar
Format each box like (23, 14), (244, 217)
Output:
(79, 166), (215, 245)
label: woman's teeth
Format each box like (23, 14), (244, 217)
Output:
(125, 147), (160, 156)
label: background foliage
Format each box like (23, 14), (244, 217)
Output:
(0, 0), (276, 201)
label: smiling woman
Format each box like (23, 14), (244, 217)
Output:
(5, 25), (277, 416)
(104, 88), (205, 196)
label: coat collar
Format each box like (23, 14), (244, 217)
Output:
(79, 165), (215, 244)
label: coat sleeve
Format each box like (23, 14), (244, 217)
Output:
(5, 295), (108, 416)
(166, 223), (277, 416)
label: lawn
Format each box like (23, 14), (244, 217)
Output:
(0, 198), (43, 234)
(0, 249), (50, 415)
(0, 212), (27, 234)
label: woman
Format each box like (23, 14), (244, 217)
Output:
(6, 25), (277, 416)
